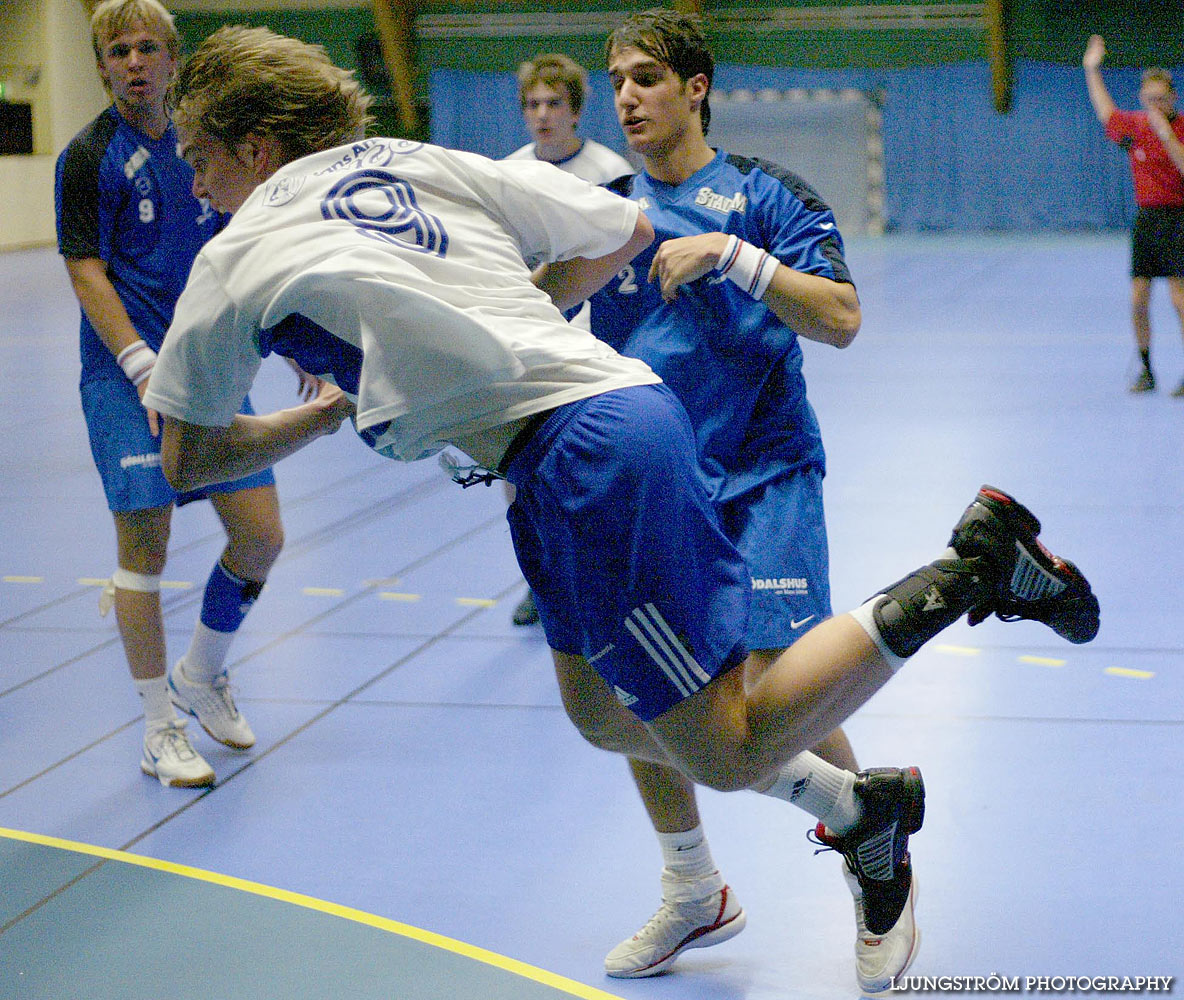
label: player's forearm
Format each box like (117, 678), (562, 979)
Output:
(161, 400), (351, 491)
(1159, 131), (1184, 176)
(64, 257), (144, 357)
(1084, 68), (1116, 125)
(763, 269), (861, 348)
(534, 212), (655, 311)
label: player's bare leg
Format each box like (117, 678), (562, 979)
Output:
(1167, 277), (1184, 396)
(562, 485), (1098, 965)
(112, 506), (214, 788)
(607, 645), (865, 980)
(1130, 276), (1155, 391)
(112, 506), (171, 682)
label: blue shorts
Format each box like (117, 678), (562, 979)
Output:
(718, 465), (832, 650)
(80, 376), (275, 513)
(505, 384), (751, 722)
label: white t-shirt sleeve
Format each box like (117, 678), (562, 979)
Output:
(484, 159), (640, 266)
(143, 254), (263, 427)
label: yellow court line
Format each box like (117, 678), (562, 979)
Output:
(1104, 667), (1155, 680)
(456, 597), (496, 608)
(1018, 655), (1066, 667)
(160, 580), (193, 590)
(0, 827), (625, 1000)
(303, 587), (346, 597)
(3, 575), (43, 583)
(378, 592), (421, 602)
(77, 577), (109, 586)
(933, 644), (981, 657)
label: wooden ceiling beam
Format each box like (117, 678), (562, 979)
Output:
(984, 0), (1012, 113)
(371, 0), (421, 135)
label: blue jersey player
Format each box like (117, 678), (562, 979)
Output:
(54, 0), (295, 787)
(587, 10), (909, 990)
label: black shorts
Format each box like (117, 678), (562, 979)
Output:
(1131, 206), (1184, 278)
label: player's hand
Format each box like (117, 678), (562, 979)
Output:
(648, 233), (730, 302)
(309, 379), (354, 436)
(284, 356), (324, 401)
(1147, 105), (1173, 141)
(1083, 34), (1106, 70)
(136, 379), (161, 437)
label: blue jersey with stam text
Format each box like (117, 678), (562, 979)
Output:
(55, 105), (226, 386)
(589, 149), (853, 502)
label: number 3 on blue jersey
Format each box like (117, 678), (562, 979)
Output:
(321, 168), (448, 256)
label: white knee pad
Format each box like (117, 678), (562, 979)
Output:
(99, 569), (162, 617)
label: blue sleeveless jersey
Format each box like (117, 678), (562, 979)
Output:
(589, 149), (852, 502)
(55, 106), (226, 385)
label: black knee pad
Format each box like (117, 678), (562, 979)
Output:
(871, 557), (991, 658)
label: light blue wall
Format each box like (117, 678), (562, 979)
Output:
(431, 61), (1178, 232)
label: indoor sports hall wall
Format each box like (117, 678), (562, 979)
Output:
(0, 0), (106, 250)
(430, 58), (1176, 232)
(167, 0), (1184, 232)
(4, 1), (1183, 247)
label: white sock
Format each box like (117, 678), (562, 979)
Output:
(657, 825), (724, 902)
(135, 676), (176, 730)
(759, 752), (861, 833)
(848, 597), (909, 673)
(181, 621), (235, 683)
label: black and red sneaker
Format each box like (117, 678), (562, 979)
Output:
(949, 485), (1099, 644)
(811, 766), (924, 935)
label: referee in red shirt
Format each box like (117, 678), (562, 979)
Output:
(1084, 34), (1184, 394)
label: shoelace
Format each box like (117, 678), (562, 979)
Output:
(180, 672), (243, 719)
(153, 723), (198, 761)
(633, 899), (709, 940)
(206, 675), (242, 717)
(807, 824), (838, 856)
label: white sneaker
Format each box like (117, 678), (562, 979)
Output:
(141, 720), (215, 788)
(168, 661), (256, 749)
(845, 864), (920, 995)
(604, 886), (746, 978)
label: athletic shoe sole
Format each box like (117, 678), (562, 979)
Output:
(140, 757), (215, 788)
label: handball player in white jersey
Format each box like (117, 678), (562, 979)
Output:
(143, 25), (1099, 978)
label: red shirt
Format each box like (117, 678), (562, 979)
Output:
(1106, 109), (1184, 207)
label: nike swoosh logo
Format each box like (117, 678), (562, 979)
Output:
(790, 615), (815, 630)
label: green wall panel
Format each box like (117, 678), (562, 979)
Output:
(170, 3), (1183, 81)
(1009, 0), (1184, 66)
(174, 9), (376, 76)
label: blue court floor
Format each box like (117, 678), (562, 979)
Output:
(0, 234), (1180, 999)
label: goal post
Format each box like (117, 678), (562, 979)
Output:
(708, 88), (886, 237)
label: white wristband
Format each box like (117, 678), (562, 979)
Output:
(716, 234), (778, 300)
(115, 339), (157, 387)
